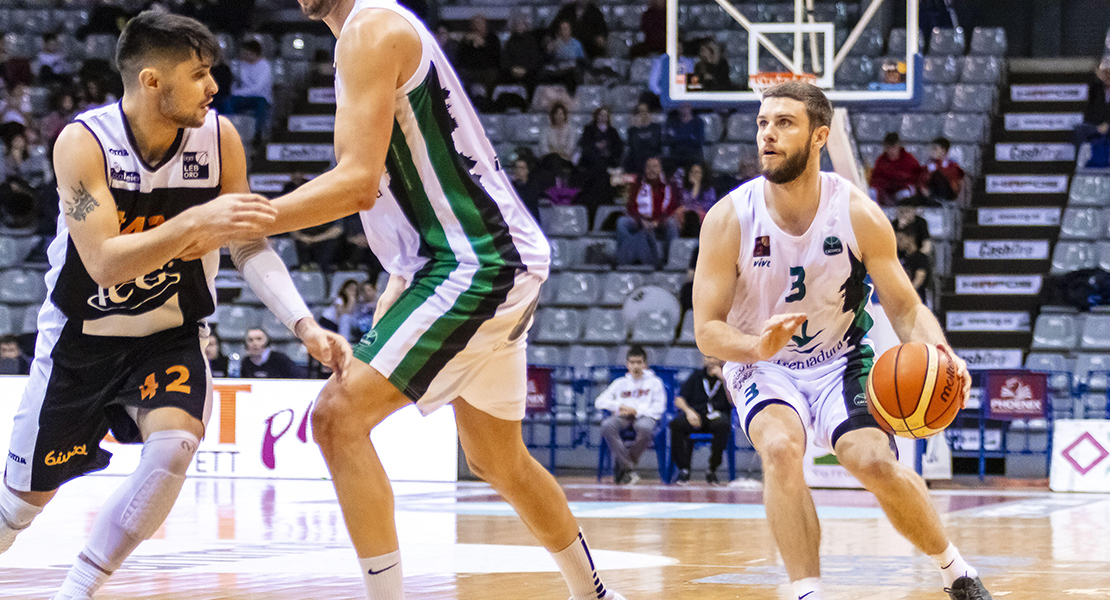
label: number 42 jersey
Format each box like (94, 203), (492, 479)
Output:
(724, 172), (875, 370)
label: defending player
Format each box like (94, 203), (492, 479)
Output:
(212, 0), (626, 598)
(0, 12), (351, 600)
(693, 82), (991, 600)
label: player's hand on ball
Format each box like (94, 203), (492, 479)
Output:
(295, 318), (354, 382)
(939, 344), (971, 409)
(756, 313), (807, 361)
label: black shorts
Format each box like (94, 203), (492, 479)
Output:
(5, 322), (210, 492)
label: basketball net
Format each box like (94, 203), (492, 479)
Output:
(747, 71), (819, 98)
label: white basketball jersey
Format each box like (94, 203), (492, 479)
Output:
(335, 0), (549, 282)
(41, 102), (222, 338)
(726, 172), (874, 369)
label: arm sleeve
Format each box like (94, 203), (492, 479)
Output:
(231, 239), (314, 332)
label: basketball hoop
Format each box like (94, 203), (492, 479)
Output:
(748, 71), (819, 96)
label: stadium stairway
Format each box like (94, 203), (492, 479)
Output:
(941, 61), (1090, 367)
(248, 85), (337, 195)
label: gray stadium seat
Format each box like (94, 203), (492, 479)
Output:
(1060, 207), (1104, 240)
(1031, 314), (1079, 350)
(581, 308), (626, 343)
(540, 205), (588, 237)
(215, 305), (261, 340)
(662, 346), (703, 369)
(1051, 241), (1096, 274)
(666, 239), (699, 271)
(593, 205), (625, 232)
(857, 144), (883, 169)
(700, 112), (724, 143)
(0, 305), (14, 335)
(0, 236), (37, 269)
(551, 272), (602, 306)
(899, 113), (944, 143)
(852, 113), (902, 143)
(846, 29), (885, 56)
(504, 113), (545, 144)
(835, 56), (875, 88)
(629, 58), (655, 85)
(19, 303), (37, 334)
(961, 56), (1003, 84)
(886, 28), (913, 55)
(56, 9), (90, 35)
(568, 345), (616, 369)
(629, 310), (678, 345)
(948, 144), (980, 177)
(928, 28), (966, 55)
(715, 30), (748, 57)
(917, 85), (953, 112)
(942, 113), (989, 143)
(709, 143), (742, 175)
(290, 271), (327, 304)
(692, 4), (730, 29)
(0, 269), (45, 305)
(606, 33), (634, 58)
(1081, 314), (1110, 351)
(677, 309), (696, 345)
(951, 84), (996, 113)
(1097, 241), (1110, 271)
(574, 85), (607, 114)
(610, 112), (632, 136)
(922, 56), (961, 84)
(649, 271), (686, 296)
(970, 27), (1007, 55)
(599, 272), (646, 307)
(726, 112), (758, 143)
(533, 308), (583, 344)
(608, 85), (641, 112)
(727, 62), (748, 87)
(261, 310), (295, 343)
(479, 114), (505, 143)
(271, 237), (298, 268)
(84, 34), (117, 61)
(1025, 352), (1073, 393)
(612, 6), (641, 31)
(527, 344), (568, 367)
(548, 238), (574, 271)
(237, 284), (263, 305)
(1075, 353), (1110, 392)
(225, 113), (256, 145)
(1070, 175), (1110, 206)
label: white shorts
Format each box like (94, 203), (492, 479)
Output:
(724, 347), (879, 452)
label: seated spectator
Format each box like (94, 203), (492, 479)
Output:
(617, 156), (679, 268)
(676, 162), (717, 237)
(0, 37), (33, 89)
(670, 354), (731, 484)
(891, 199), (933, 257)
(920, 137), (964, 203)
(510, 157), (544, 223)
(455, 14), (501, 104)
(663, 104), (705, 170)
(1079, 56), (1110, 165)
(624, 102), (663, 175)
(285, 172), (344, 271)
(35, 33), (75, 85)
(321, 278), (362, 342)
(240, 328), (304, 379)
(1, 133), (44, 230)
(350, 280), (378, 340)
(539, 102), (578, 167)
(542, 21), (587, 94)
(0, 334), (30, 375)
(551, 0), (609, 59)
(714, 155), (759, 193)
(631, 0), (666, 58)
(595, 345), (666, 485)
(78, 75), (117, 111)
(576, 106), (623, 225)
(228, 39), (272, 143)
(691, 40), (732, 91)
(897, 230), (932, 303)
(205, 331), (230, 378)
(434, 24), (458, 61)
(501, 11), (544, 94)
(339, 213), (382, 276)
(39, 88), (79, 148)
(869, 132), (923, 206)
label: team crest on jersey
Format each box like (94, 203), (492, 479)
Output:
(753, 236), (770, 257)
(110, 162), (140, 184)
(183, 151), (210, 180)
(824, 236), (843, 256)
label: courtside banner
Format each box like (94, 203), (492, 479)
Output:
(1051, 420), (1110, 492)
(0, 377), (459, 482)
(984, 370), (1047, 420)
(526, 367), (553, 414)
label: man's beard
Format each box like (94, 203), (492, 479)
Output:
(159, 87), (205, 128)
(761, 142), (811, 184)
(301, 0), (341, 20)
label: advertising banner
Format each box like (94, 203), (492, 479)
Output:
(526, 367), (553, 414)
(984, 370), (1048, 420)
(963, 240), (1050, 260)
(945, 311), (1030, 332)
(1051, 420), (1110, 492)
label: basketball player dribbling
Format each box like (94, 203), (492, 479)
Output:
(214, 0), (626, 598)
(693, 82), (992, 600)
(0, 13), (351, 599)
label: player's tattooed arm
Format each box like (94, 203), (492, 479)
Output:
(65, 181), (100, 221)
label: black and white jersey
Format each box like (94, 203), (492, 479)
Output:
(44, 102), (222, 338)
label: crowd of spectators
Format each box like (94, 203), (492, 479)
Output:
(868, 132), (965, 206)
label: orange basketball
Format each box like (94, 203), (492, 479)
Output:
(866, 342), (964, 439)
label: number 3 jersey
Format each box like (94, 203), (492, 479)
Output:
(43, 102), (222, 338)
(725, 172), (874, 369)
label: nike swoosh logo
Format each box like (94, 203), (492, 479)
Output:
(799, 592), (815, 599)
(368, 563), (398, 575)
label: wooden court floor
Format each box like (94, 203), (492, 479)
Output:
(1, 476), (1108, 599)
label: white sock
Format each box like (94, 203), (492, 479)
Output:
(930, 543), (978, 587)
(792, 577), (823, 600)
(359, 550), (403, 600)
(551, 530), (607, 600)
(0, 485), (43, 553)
(53, 557), (109, 599)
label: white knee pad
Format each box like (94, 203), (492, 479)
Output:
(83, 430), (198, 572)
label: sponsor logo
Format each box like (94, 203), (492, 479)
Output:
(752, 258), (771, 268)
(44, 444), (88, 466)
(995, 143), (1075, 163)
(307, 87), (336, 104)
(987, 372), (1047, 419)
(1003, 112), (1084, 131)
(287, 115), (336, 132)
(1010, 84), (1088, 103)
(954, 348), (1024, 370)
(985, 175), (1069, 194)
(963, 240), (1049, 260)
(773, 339), (846, 370)
(977, 208), (1061, 227)
(937, 346), (959, 407)
(823, 236), (843, 256)
(362, 330), (378, 346)
(182, 151), (209, 180)
(945, 311), (1031, 332)
(7, 451), (25, 465)
(109, 161), (140, 185)
(753, 236), (770, 257)
(955, 275), (1042, 295)
(87, 264), (182, 313)
(788, 320), (823, 353)
(266, 143), (334, 162)
(852, 392), (866, 407)
(108, 148), (129, 157)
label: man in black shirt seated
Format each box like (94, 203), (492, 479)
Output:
(241, 328), (305, 379)
(670, 354), (732, 484)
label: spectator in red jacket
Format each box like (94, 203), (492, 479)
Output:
(869, 132), (923, 206)
(617, 156), (679, 268)
(920, 136), (965, 203)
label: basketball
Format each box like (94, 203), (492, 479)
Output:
(866, 343), (964, 439)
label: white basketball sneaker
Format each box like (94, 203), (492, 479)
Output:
(570, 591), (627, 600)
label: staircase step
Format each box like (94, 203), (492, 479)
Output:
(973, 174), (1070, 207)
(994, 113), (1083, 143)
(972, 207), (1063, 228)
(942, 293), (1044, 312)
(942, 309), (1033, 334)
(946, 331), (1032, 349)
(1007, 71), (1091, 85)
(952, 258), (1049, 274)
(959, 224), (1058, 239)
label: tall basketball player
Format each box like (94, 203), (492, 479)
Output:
(0, 12), (351, 600)
(207, 0), (626, 598)
(693, 82), (991, 600)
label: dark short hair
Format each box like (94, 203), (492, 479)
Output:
(760, 81), (833, 131)
(116, 10), (221, 86)
(627, 345), (648, 361)
(549, 102), (568, 121)
(241, 39), (262, 56)
(245, 328), (269, 346)
(0, 334), (18, 346)
(932, 136), (951, 151)
(883, 131), (900, 146)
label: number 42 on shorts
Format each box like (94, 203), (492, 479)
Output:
(140, 365), (192, 400)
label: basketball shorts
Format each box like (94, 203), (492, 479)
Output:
(353, 269), (541, 421)
(6, 321), (211, 492)
(724, 346), (881, 452)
